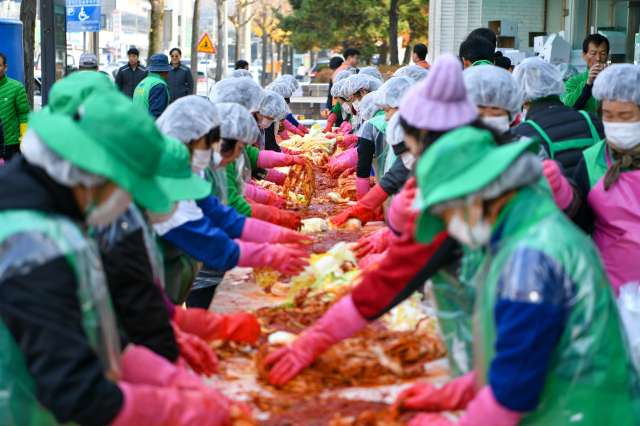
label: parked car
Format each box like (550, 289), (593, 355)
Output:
(309, 61), (330, 83)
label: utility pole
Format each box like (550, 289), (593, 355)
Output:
(222, 0), (228, 77)
(243, 4), (251, 63)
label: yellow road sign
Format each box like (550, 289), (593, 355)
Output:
(197, 33), (216, 54)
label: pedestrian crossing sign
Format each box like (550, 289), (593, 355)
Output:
(197, 33), (216, 54)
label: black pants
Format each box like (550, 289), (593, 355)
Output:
(4, 144), (21, 161)
(186, 285), (218, 309)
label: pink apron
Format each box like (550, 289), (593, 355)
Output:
(588, 147), (640, 296)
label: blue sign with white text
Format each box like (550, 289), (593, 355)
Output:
(66, 0), (101, 32)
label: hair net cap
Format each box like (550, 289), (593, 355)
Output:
(359, 92), (380, 121)
(208, 77), (266, 113)
(593, 64), (640, 105)
(229, 69), (253, 79)
(331, 79), (349, 98)
(156, 96), (221, 143)
(267, 82), (293, 99)
(342, 74), (383, 97)
(386, 112), (405, 146)
(274, 74), (299, 90)
(374, 76), (414, 110)
(334, 69), (357, 83)
(359, 67), (383, 82)
(463, 65), (523, 120)
(216, 102), (260, 144)
(393, 65), (429, 83)
(557, 63), (579, 81)
(261, 91), (289, 121)
(512, 57), (565, 103)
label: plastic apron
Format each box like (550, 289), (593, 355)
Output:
(472, 187), (640, 426)
(587, 146), (640, 296)
(368, 114), (389, 183)
(204, 166), (229, 206)
(0, 210), (122, 426)
(524, 110), (600, 159)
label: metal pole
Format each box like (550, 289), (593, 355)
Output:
(206, 54), (209, 95)
(222, 0), (228, 78)
(83, 32), (86, 52)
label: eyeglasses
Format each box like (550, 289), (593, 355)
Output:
(171, 55), (180, 58)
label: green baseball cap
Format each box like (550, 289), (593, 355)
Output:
(46, 71), (116, 115)
(156, 137), (213, 202)
(413, 126), (539, 243)
(29, 89), (173, 213)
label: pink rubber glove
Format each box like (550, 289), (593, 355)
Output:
(406, 386), (522, 426)
(542, 159), (574, 210)
(171, 323), (219, 377)
(331, 184), (388, 226)
(245, 183), (286, 208)
(242, 217), (313, 247)
(339, 167), (356, 180)
(0, 158), (4, 165)
(336, 134), (358, 148)
(284, 120), (304, 136)
(396, 371), (476, 412)
(356, 176), (372, 199)
(338, 121), (352, 134)
(173, 307), (260, 343)
(236, 241), (310, 276)
(325, 133), (338, 139)
(297, 123), (310, 134)
(358, 250), (388, 270)
(278, 130), (290, 140)
(257, 150), (306, 168)
(109, 381), (233, 426)
(352, 227), (397, 258)
(262, 294), (368, 385)
(327, 148), (359, 178)
(323, 113), (338, 133)
(265, 168), (287, 186)
(388, 177), (418, 235)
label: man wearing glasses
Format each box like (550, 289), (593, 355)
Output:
(167, 48), (194, 103)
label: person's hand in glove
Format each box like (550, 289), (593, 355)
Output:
(257, 150), (307, 168)
(542, 159), (574, 210)
(388, 177), (418, 235)
(265, 168), (287, 186)
(331, 184), (388, 226)
(278, 129), (291, 140)
(284, 120), (304, 137)
(327, 148), (358, 178)
(323, 113), (338, 133)
(352, 227), (397, 258)
(339, 167), (356, 180)
(336, 134), (358, 148)
(170, 323), (219, 377)
(237, 241), (310, 276)
(395, 372), (476, 412)
(245, 183), (286, 208)
(249, 205), (301, 229)
(338, 121), (352, 134)
(263, 294), (368, 385)
(325, 133), (338, 139)
(297, 124), (310, 134)
(173, 308), (261, 343)
(278, 209), (302, 229)
(242, 217), (313, 248)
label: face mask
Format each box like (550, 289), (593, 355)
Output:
(522, 108), (528, 118)
(481, 115), (511, 134)
(603, 120), (640, 150)
(191, 148), (212, 173)
(400, 151), (416, 170)
(212, 152), (223, 169)
(341, 102), (350, 119)
(147, 202), (179, 224)
(446, 207), (493, 249)
(259, 117), (275, 129)
(352, 99), (361, 114)
(86, 187), (133, 227)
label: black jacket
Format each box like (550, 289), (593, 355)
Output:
(379, 156), (410, 196)
(166, 62), (194, 103)
(0, 157), (122, 426)
(511, 97), (604, 177)
(115, 62), (148, 97)
(264, 122), (281, 152)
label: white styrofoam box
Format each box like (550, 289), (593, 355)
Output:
(503, 51), (527, 66)
(534, 36), (549, 53)
(489, 20), (518, 37)
(569, 50), (587, 67)
(558, 31), (567, 41)
(540, 34), (571, 65)
(598, 30), (627, 55)
(292, 87), (304, 97)
(525, 51), (537, 57)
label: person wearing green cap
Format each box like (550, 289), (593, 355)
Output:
(394, 126), (640, 426)
(0, 78), (245, 424)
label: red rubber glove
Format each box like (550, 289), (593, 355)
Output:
(237, 241), (310, 276)
(338, 121), (352, 134)
(325, 133), (338, 139)
(242, 217), (313, 248)
(278, 130), (290, 140)
(339, 167), (356, 180)
(336, 134), (358, 148)
(297, 123), (310, 134)
(284, 120), (304, 136)
(352, 227), (397, 258)
(171, 322), (219, 377)
(323, 112), (338, 133)
(396, 372), (476, 411)
(265, 169), (287, 186)
(388, 177), (418, 235)
(542, 159), (574, 210)
(173, 307), (260, 343)
(278, 209), (302, 229)
(330, 184), (388, 226)
(250, 204), (282, 225)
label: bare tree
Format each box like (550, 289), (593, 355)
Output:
(388, 0), (399, 65)
(148, 0), (165, 61)
(229, 0), (257, 62)
(214, 0), (225, 81)
(190, 0), (201, 85)
(20, 0), (37, 109)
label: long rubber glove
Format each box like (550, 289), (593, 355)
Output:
(331, 184), (388, 226)
(171, 323), (219, 376)
(265, 169), (286, 186)
(339, 167), (356, 180)
(338, 121), (352, 134)
(542, 159), (574, 210)
(336, 134), (358, 148)
(396, 371), (476, 411)
(242, 217), (313, 247)
(352, 227), (397, 258)
(284, 120), (304, 136)
(249, 204), (301, 229)
(406, 386), (522, 426)
(297, 123), (310, 134)
(244, 183), (286, 208)
(356, 176), (372, 199)
(236, 241), (310, 276)
(357, 250), (388, 271)
(262, 294), (368, 385)
(173, 307), (260, 343)
(323, 112), (338, 133)
(257, 150), (307, 168)
(278, 129), (291, 140)
(327, 148), (358, 178)
(388, 177), (418, 235)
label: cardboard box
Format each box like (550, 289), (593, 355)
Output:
(540, 34), (571, 65)
(525, 51), (537, 58)
(534, 36), (549, 53)
(488, 20), (518, 37)
(497, 36), (520, 50)
(503, 50), (527, 66)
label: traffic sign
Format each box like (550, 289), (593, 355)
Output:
(66, 0), (101, 32)
(197, 33), (216, 54)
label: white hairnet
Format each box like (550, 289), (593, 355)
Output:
(393, 65), (428, 83)
(208, 77), (266, 113)
(359, 67), (383, 82)
(593, 64), (640, 105)
(229, 69), (253, 79)
(334, 69), (356, 83)
(360, 92), (380, 121)
(267, 82), (293, 99)
(156, 96), (221, 143)
(512, 57), (565, 104)
(274, 74), (299, 91)
(373, 76), (413, 110)
(22, 130), (107, 187)
(261, 91), (289, 121)
(342, 74), (383, 97)
(273, 77), (296, 92)
(386, 112), (405, 146)
(331, 79), (348, 98)
(216, 102), (260, 144)
(556, 63), (579, 81)
(463, 65), (523, 120)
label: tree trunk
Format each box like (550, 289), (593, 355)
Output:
(261, 31), (268, 86)
(216, 0), (225, 81)
(20, 0), (37, 109)
(379, 40), (388, 65)
(388, 0), (399, 65)
(403, 42), (412, 65)
(269, 37), (275, 83)
(289, 46), (294, 76)
(276, 41), (282, 77)
(403, 20), (417, 65)
(148, 0), (165, 62)
(190, 0), (200, 86)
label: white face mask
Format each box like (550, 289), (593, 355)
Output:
(352, 99), (361, 114)
(212, 152), (223, 169)
(147, 202), (179, 224)
(446, 207), (493, 250)
(86, 187), (133, 227)
(259, 117), (275, 129)
(481, 115), (511, 134)
(603, 120), (640, 150)
(191, 148), (212, 173)
(522, 108), (528, 118)
(400, 151), (416, 170)
(341, 102), (351, 119)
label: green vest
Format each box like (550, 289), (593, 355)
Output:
(0, 210), (122, 426)
(473, 187), (640, 425)
(132, 73), (170, 112)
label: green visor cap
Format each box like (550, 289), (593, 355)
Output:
(156, 137), (213, 202)
(29, 90), (172, 213)
(413, 126), (539, 243)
